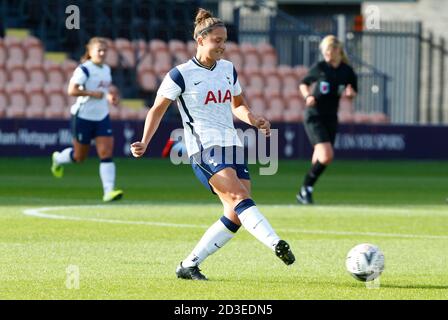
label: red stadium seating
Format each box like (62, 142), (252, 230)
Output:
(248, 73), (264, 88)
(264, 86), (281, 100)
(0, 68), (7, 87)
(5, 36), (25, 64)
(249, 97), (267, 115)
(256, 42), (276, 56)
(0, 35), (388, 123)
(61, 59), (78, 81)
(0, 88), (8, 115)
(133, 39), (147, 61)
(138, 67), (158, 92)
(23, 36), (44, 63)
(105, 46), (119, 68)
(26, 60), (46, 84)
(44, 61), (65, 85)
(5, 83), (27, 118)
(137, 53), (153, 72)
(265, 74), (282, 90)
(186, 40), (197, 57)
(26, 83), (47, 109)
(244, 87), (263, 101)
(244, 52), (260, 68)
(0, 40), (6, 67)
(7, 60), (28, 84)
(261, 52), (278, 67)
(43, 83), (66, 106)
(149, 39), (168, 53)
(115, 38), (135, 68)
(168, 39), (187, 55)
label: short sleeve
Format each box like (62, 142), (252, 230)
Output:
(70, 66), (88, 85)
(301, 63), (320, 86)
(232, 66), (242, 96)
(157, 68), (183, 100)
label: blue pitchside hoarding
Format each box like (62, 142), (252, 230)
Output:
(0, 119), (447, 160)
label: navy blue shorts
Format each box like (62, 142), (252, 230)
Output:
(190, 146), (250, 194)
(71, 115), (112, 145)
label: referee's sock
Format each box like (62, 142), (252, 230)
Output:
(303, 161), (327, 188)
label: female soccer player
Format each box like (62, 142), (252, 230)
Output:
(131, 8), (295, 280)
(51, 37), (123, 202)
(296, 35), (357, 205)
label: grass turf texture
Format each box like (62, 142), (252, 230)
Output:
(0, 158), (447, 299)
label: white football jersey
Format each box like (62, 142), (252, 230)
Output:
(69, 60), (112, 121)
(157, 57), (243, 156)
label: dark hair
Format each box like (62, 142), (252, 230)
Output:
(80, 37), (108, 63)
(193, 8), (225, 40)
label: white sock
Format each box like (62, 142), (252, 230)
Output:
(99, 161), (115, 195)
(55, 147), (73, 164)
(182, 219), (236, 267)
(238, 205), (280, 251)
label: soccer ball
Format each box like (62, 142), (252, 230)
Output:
(345, 243), (385, 282)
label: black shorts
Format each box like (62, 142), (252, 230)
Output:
(304, 114), (338, 146)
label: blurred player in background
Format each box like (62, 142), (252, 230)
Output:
(131, 8), (295, 280)
(297, 35), (357, 205)
(51, 37), (123, 202)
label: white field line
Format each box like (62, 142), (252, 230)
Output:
(22, 206), (208, 229)
(22, 206), (448, 240)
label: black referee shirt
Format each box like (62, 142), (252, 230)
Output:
(301, 61), (358, 116)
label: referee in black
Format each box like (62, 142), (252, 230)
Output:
(297, 35), (357, 204)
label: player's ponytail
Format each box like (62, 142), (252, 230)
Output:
(193, 8), (225, 40)
(80, 37), (108, 63)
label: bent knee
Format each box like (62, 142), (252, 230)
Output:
(227, 190), (250, 206)
(317, 148), (334, 165)
(98, 152), (113, 159)
(319, 155), (333, 165)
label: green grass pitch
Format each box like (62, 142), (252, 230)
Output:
(0, 157), (447, 299)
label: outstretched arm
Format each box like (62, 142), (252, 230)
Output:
(130, 96), (173, 157)
(231, 94), (270, 136)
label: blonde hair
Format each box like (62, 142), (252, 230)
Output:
(193, 8), (225, 40)
(80, 37), (108, 63)
(319, 35), (350, 65)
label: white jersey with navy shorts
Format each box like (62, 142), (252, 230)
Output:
(157, 57), (250, 193)
(69, 60), (113, 144)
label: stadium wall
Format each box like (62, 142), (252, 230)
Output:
(0, 119), (446, 160)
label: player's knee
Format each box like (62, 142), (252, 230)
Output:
(98, 149), (112, 159)
(319, 149), (334, 164)
(320, 154), (333, 165)
(227, 190), (250, 206)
